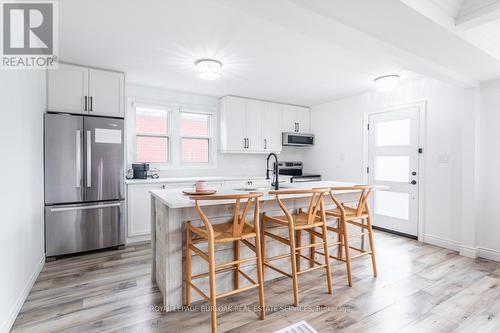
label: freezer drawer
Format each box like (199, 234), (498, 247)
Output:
(45, 201), (125, 257)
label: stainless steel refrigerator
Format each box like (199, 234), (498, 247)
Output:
(44, 113), (125, 258)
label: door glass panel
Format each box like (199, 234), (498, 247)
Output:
(374, 191), (409, 220)
(376, 119), (410, 146)
(375, 156), (409, 182)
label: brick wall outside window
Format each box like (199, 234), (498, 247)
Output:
(135, 107), (169, 163)
(181, 113), (210, 163)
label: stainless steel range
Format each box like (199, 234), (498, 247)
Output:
(277, 161), (321, 183)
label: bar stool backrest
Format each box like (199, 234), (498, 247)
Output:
(268, 188), (329, 226)
(329, 185), (374, 217)
(189, 193), (264, 238)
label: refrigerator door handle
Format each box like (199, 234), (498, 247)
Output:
(76, 130), (81, 187)
(49, 203), (121, 213)
(86, 130), (91, 187)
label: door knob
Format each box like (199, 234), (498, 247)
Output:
(410, 180), (417, 185)
(412, 171), (417, 176)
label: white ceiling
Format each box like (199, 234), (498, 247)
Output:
(59, 0), (500, 106)
(403, 0), (500, 62)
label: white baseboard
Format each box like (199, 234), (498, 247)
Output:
(423, 234), (460, 251)
(1, 255), (44, 333)
(477, 247), (500, 262)
(459, 245), (478, 259)
(423, 234), (500, 263)
(126, 234), (150, 245)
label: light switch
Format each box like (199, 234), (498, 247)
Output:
(438, 154), (450, 163)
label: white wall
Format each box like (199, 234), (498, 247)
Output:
(476, 79), (500, 261)
(0, 70), (46, 332)
(126, 84), (305, 178)
(305, 78), (469, 250)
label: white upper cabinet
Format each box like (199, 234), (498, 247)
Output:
(296, 106), (310, 133)
(48, 63), (88, 114)
(282, 104), (310, 133)
(282, 105), (297, 132)
(88, 69), (125, 117)
(48, 63), (125, 118)
(245, 99), (264, 151)
(220, 96), (246, 152)
(262, 102), (283, 152)
(220, 96), (308, 153)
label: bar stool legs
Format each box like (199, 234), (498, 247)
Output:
(324, 186), (378, 287)
(367, 214), (378, 277)
(340, 217), (353, 287)
(254, 220), (266, 320)
(208, 239), (218, 333)
(320, 213), (334, 295)
(288, 226), (300, 306)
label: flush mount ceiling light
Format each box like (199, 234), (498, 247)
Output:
(374, 75), (400, 92)
(195, 59), (222, 80)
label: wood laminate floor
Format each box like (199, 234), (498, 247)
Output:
(11, 231), (500, 333)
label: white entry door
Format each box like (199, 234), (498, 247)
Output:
(368, 107), (421, 236)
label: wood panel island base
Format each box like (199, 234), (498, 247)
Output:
(149, 181), (367, 310)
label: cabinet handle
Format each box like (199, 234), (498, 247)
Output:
(90, 96), (93, 112)
(295, 122), (298, 132)
(243, 138), (246, 149)
(84, 96), (87, 111)
(246, 138), (249, 149)
(264, 138), (267, 149)
(297, 122), (300, 132)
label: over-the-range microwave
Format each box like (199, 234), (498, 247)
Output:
(282, 132), (315, 146)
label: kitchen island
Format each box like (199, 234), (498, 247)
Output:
(150, 181), (373, 310)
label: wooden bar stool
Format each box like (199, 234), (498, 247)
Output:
(185, 193), (265, 333)
(321, 185), (377, 287)
(261, 188), (333, 306)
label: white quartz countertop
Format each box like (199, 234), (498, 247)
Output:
(125, 175), (283, 185)
(150, 181), (386, 209)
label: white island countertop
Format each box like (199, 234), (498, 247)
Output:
(150, 181), (385, 209)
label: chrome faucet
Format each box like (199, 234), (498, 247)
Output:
(266, 153), (279, 190)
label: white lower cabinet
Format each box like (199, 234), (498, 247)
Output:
(127, 183), (164, 239)
(126, 181), (225, 242)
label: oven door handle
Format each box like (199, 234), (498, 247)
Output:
(291, 177), (322, 183)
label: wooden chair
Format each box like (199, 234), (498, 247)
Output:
(186, 193), (265, 333)
(261, 188), (333, 306)
(321, 185), (377, 287)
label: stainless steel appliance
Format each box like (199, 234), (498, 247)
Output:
(44, 113), (125, 258)
(277, 161), (321, 183)
(132, 163), (149, 179)
(282, 132), (315, 146)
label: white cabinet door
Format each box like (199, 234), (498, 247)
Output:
(245, 99), (264, 151)
(88, 69), (125, 117)
(296, 106), (310, 133)
(282, 104), (297, 132)
(220, 96), (246, 152)
(262, 102), (282, 152)
(127, 183), (166, 237)
(282, 105), (310, 133)
(48, 63), (89, 114)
